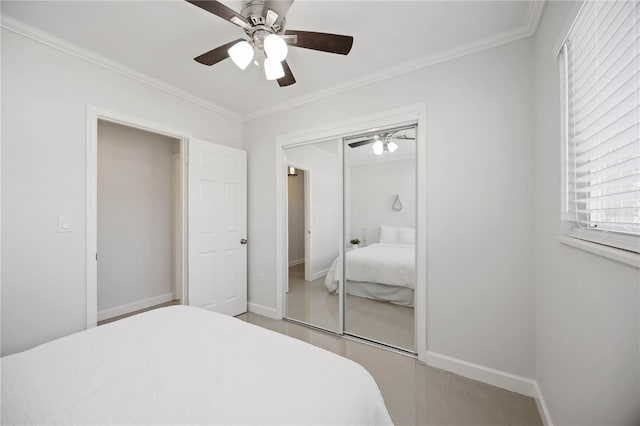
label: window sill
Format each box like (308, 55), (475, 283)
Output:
(558, 236), (640, 269)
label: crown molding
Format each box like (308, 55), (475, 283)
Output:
(525, 0), (547, 36)
(0, 14), (243, 122)
(245, 0), (547, 121)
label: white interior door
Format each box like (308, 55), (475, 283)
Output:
(188, 138), (247, 316)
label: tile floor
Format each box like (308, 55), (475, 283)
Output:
(238, 312), (542, 426)
(287, 264), (415, 351)
(286, 264), (340, 330)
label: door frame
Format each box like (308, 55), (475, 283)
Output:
(285, 162), (312, 282)
(85, 105), (190, 328)
(275, 103), (428, 362)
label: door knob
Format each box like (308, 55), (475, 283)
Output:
(240, 238), (247, 245)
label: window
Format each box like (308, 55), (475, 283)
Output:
(562, 0), (640, 254)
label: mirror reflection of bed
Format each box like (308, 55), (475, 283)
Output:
(326, 226), (415, 350)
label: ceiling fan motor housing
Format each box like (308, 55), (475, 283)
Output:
(241, 0), (285, 33)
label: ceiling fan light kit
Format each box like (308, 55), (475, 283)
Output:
(346, 126), (417, 156)
(371, 140), (398, 156)
(186, 0), (354, 87)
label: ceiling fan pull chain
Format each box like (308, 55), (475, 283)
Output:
(393, 195), (403, 212)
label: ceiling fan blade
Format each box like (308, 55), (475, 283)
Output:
(263, 0), (294, 26)
(348, 139), (376, 148)
(277, 60), (296, 87)
(284, 30), (353, 55)
(391, 136), (416, 140)
(194, 38), (244, 66)
(186, 1), (250, 28)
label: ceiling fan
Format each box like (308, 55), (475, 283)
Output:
(348, 131), (416, 156)
(186, 0), (354, 87)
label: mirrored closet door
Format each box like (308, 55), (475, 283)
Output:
(284, 140), (342, 333)
(283, 124), (417, 354)
(343, 125), (417, 352)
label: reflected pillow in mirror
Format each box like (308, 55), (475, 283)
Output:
(379, 225), (398, 244)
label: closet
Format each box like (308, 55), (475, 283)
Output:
(97, 120), (181, 323)
(284, 124), (418, 353)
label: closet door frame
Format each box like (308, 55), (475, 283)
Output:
(86, 105), (190, 328)
(275, 103), (428, 362)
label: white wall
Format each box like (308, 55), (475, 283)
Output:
(287, 170), (305, 264)
(97, 121), (177, 316)
(349, 159), (416, 244)
(285, 143), (341, 277)
(533, 2), (640, 424)
(245, 38), (535, 378)
(1, 29), (243, 355)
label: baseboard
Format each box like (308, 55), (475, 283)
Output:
(533, 382), (554, 426)
(311, 268), (329, 281)
(247, 302), (279, 319)
(288, 258), (304, 267)
(425, 351), (536, 397)
(97, 292), (175, 321)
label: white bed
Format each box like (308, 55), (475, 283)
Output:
(1, 306), (392, 425)
(325, 241), (416, 307)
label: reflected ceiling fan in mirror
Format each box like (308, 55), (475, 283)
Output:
(185, 0), (354, 87)
(348, 131), (416, 156)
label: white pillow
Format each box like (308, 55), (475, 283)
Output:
(397, 227), (415, 245)
(379, 225), (398, 244)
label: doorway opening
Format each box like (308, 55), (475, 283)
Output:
(86, 106), (189, 328)
(96, 120), (183, 325)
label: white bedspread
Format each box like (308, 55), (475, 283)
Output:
(1, 306), (392, 425)
(325, 243), (416, 291)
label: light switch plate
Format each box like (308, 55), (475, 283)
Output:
(57, 216), (71, 233)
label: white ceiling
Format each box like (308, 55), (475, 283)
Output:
(1, 0), (540, 120)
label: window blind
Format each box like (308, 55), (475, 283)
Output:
(565, 0), (640, 239)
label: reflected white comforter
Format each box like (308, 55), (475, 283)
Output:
(325, 243), (416, 291)
(1, 306), (392, 425)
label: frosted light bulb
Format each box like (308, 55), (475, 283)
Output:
(264, 57), (285, 80)
(372, 141), (384, 155)
(228, 41), (254, 70)
(387, 141), (398, 153)
(264, 34), (288, 62)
